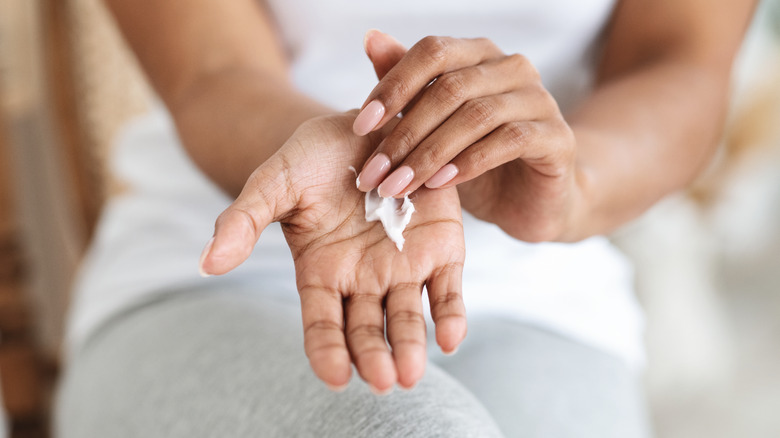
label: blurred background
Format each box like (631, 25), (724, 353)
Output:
(0, 0), (778, 437)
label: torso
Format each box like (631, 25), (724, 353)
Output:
(262, 0), (617, 111)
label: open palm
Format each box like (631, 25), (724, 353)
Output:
(199, 113), (466, 392)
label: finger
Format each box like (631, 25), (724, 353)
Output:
(385, 283), (427, 389)
(384, 83), (557, 195)
(300, 285), (352, 390)
(443, 117), (574, 189)
(199, 159), (292, 276)
(376, 92), (515, 197)
(345, 292), (397, 394)
(353, 36), (503, 137)
(364, 29), (407, 81)
(357, 55), (532, 193)
(364, 30), (421, 120)
(426, 262), (467, 354)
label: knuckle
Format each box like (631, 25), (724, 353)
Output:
(432, 73), (468, 106)
(391, 338), (426, 349)
(416, 141), (450, 171)
(218, 206), (259, 238)
(348, 293), (383, 306)
(523, 59), (542, 79)
(501, 122), (529, 147)
(389, 124), (418, 156)
(431, 291), (464, 312)
(473, 37), (502, 57)
(304, 341), (345, 360)
(304, 319), (343, 338)
(418, 36), (451, 65)
(388, 310), (426, 327)
(375, 74), (412, 111)
(462, 98), (496, 130)
(508, 53), (541, 81)
(468, 145), (492, 167)
(347, 323), (385, 340)
(506, 53), (529, 68)
(476, 37), (497, 50)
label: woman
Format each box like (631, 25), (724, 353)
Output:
(56, 0), (755, 436)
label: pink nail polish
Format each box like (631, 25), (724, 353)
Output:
(198, 237), (215, 277)
(424, 164), (459, 189)
(377, 166), (414, 198)
(357, 153), (392, 191)
(353, 100), (385, 136)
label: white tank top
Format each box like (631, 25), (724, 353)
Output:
(264, 0), (616, 112)
(65, 0), (644, 367)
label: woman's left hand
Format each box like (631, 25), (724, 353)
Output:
(200, 112), (467, 393)
(354, 32), (580, 241)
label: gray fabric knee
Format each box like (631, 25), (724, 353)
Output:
(55, 289), (503, 438)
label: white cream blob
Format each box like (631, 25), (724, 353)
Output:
(364, 189), (415, 251)
(348, 166), (415, 251)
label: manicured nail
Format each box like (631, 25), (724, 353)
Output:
(424, 164), (459, 189)
(442, 345), (459, 356)
(369, 384), (394, 396)
(357, 153), (392, 191)
(364, 29), (404, 57)
(363, 29), (382, 57)
(399, 380), (419, 391)
(353, 100), (385, 136)
(198, 237), (215, 277)
(377, 166), (414, 198)
(326, 382), (349, 393)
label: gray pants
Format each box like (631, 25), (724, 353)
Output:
(55, 287), (649, 437)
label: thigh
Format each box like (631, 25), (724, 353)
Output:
(429, 316), (652, 438)
(55, 288), (502, 438)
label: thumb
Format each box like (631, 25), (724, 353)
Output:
(199, 159), (292, 276)
(364, 29), (407, 80)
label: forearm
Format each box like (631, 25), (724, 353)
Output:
(561, 57), (730, 240)
(469, 0), (756, 241)
(171, 70), (332, 196)
(105, 0), (333, 196)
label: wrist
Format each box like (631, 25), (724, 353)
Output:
(555, 162), (595, 242)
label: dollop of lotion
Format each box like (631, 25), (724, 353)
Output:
(364, 190), (415, 251)
(348, 166), (415, 251)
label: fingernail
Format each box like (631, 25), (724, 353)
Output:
(399, 381), (418, 391)
(364, 29), (404, 56)
(377, 166), (414, 198)
(369, 384), (394, 396)
(357, 153), (392, 191)
(363, 29), (382, 56)
(442, 346), (459, 356)
(198, 237), (215, 277)
(326, 382), (349, 393)
(353, 100), (385, 136)
(424, 164), (459, 189)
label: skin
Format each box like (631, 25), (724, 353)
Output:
(200, 114), (466, 392)
(105, 0), (756, 391)
(357, 1), (758, 242)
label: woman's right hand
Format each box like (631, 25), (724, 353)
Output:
(356, 31), (581, 242)
(198, 113), (467, 393)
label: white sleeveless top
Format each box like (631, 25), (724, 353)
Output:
(65, 0), (645, 367)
